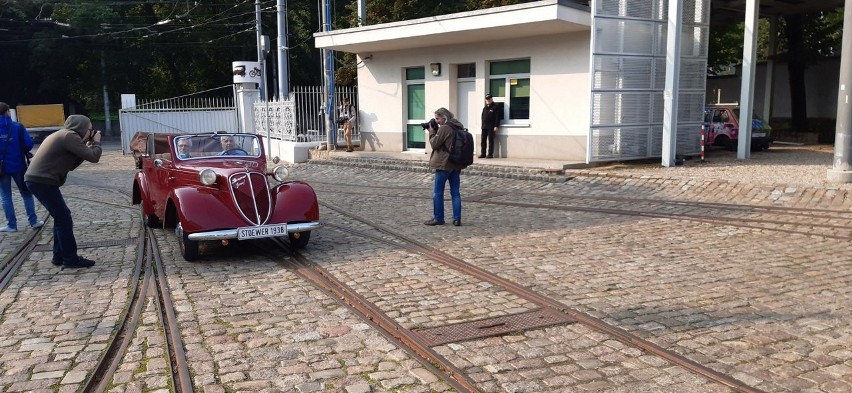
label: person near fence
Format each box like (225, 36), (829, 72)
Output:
(0, 102), (42, 232)
(337, 97), (357, 152)
(480, 93), (500, 159)
(424, 107), (466, 227)
(25, 115), (102, 268)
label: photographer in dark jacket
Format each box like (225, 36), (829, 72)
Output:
(25, 115), (102, 268)
(425, 107), (466, 227)
(480, 93), (500, 158)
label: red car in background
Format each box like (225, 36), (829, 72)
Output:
(131, 132), (320, 261)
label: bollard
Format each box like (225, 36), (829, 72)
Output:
(700, 124), (705, 162)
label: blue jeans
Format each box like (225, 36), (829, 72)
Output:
(432, 169), (461, 222)
(1, 171), (39, 229)
(26, 181), (78, 264)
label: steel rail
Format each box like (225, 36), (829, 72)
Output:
(149, 228), (194, 393)
(321, 203), (766, 393)
(0, 221), (46, 292)
(260, 238), (481, 393)
(81, 232), (149, 392)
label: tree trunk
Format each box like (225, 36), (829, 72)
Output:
(785, 14), (809, 132)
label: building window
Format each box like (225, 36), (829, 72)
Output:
(489, 59), (530, 122)
(457, 63), (476, 78)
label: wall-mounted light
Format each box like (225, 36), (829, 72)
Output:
(430, 63), (441, 76)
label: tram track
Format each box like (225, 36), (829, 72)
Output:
(80, 226), (193, 393)
(0, 222), (47, 292)
(312, 182), (852, 240)
(253, 200), (766, 392)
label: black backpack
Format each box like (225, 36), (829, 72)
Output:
(448, 126), (474, 167)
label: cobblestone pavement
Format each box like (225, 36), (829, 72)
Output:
(0, 141), (850, 392)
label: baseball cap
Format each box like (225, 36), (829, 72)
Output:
(485, 93), (493, 99)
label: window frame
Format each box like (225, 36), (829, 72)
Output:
(488, 59), (531, 125)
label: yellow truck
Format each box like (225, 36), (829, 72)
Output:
(11, 104), (66, 143)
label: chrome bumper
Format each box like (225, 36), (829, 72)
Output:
(186, 221), (321, 241)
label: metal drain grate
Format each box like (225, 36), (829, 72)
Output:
(414, 308), (575, 346)
(33, 237), (138, 252)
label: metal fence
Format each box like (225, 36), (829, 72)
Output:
(119, 85), (358, 152)
(119, 87), (237, 153)
(255, 85), (358, 145)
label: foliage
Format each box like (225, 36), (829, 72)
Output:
(707, 8), (844, 74)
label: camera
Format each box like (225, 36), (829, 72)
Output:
(420, 118), (438, 130)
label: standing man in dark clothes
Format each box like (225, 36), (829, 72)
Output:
(25, 115), (102, 268)
(480, 93), (500, 158)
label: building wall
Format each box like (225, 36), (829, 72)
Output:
(706, 57), (840, 120)
(356, 31), (591, 161)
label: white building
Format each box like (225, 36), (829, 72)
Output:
(315, 0), (709, 163)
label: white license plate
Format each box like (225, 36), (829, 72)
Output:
(237, 223), (288, 240)
(753, 133), (766, 138)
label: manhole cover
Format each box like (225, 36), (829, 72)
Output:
(414, 308), (575, 346)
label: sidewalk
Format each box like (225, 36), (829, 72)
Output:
(306, 144), (851, 189)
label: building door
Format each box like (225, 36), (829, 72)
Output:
(405, 67), (426, 152)
(457, 80), (476, 132)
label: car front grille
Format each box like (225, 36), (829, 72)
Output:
(228, 172), (272, 225)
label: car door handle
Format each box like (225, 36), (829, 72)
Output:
(168, 176), (176, 182)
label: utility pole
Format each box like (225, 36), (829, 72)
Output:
(277, 0), (289, 98)
(255, 0), (265, 100)
(321, 0), (335, 150)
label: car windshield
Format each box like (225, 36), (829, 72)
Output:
(174, 134), (262, 159)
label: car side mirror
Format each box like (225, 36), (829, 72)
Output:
(154, 158), (166, 168)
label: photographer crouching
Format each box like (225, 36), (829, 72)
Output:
(25, 115), (102, 269)
(337, 97), (357, 152)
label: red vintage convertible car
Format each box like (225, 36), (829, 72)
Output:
(131, 132), (320, 261)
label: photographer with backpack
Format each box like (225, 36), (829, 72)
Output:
(424, 107), (468, 227)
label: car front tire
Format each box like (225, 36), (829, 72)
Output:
(288, 231), (311, 249)
(177, 221), (199, 261)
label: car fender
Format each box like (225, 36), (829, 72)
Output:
(170, 186), (243, 232)
(133, 172), (155, 214)
(271, 181), (320, 223)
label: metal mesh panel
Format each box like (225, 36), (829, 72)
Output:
(593, 56), (655, 90)
(591, 92), (652, 126)
(594, 19), (658, 55)
(595, 0), (666, 20)
(679, 59), (708, 90)
(590, 127), (651, 159)
(590, 0), (709, 162)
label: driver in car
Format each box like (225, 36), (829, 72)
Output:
(218, 135), (246, 156)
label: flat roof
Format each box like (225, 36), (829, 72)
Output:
(314, 0), (591, 54)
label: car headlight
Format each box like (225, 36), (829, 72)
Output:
(199, 169), (217, 185)
(272, 166), (289, 182)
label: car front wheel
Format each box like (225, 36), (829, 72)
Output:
(288, 231), (311, 249)
(177, 221), (199, 261)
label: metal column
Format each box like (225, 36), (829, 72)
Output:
(737, 0), (760, 160)
(662, 0), (684, 167)
(827, 0), (852, 183)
